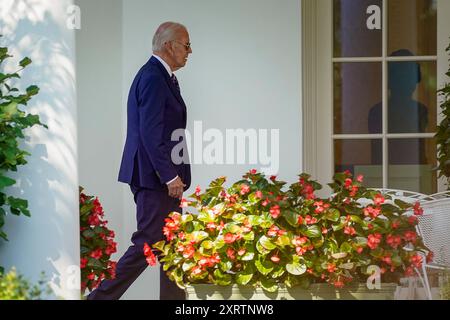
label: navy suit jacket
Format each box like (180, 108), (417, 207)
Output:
(118, 56), (191, 191)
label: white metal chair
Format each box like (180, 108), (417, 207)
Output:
(373, 188), (434, 202)
(428, 191), (450, 200)
(413, 198), (450, 300)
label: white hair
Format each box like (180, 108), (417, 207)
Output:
(152, 22), (187, 51)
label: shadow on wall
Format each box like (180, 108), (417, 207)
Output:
(0, 0), (79, 299)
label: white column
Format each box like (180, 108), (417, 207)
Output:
(0, 0), (80, 299)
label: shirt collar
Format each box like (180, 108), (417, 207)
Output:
(152, 54), (173, 77)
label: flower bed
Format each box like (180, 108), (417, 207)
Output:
(144, 171), (432, 292)
(79, 187), (117, 293)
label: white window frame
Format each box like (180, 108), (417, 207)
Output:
(302, 0), (450, 195)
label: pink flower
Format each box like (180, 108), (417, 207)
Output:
(145, 247), (157, 266)
(268, 225), (280, 237)
(270, 205), (281, 219)
(313, 201), (329, 214)
(344, 226), (356, 236)
(367, 233), (382, 250)
(413, 202), (424, 216)
(382, 255), (392, 265)
(404, 267), (414, 277)
(327, 263), (336, 273)
(195, 186), (201, 196)
(270, 254), (280, 263)
(305, 215), (317, 224)
(373, 194), (385, 206)
(255, 190), (263, 199)
(292, 236), (308, 246)
(386, 234), (402, 249)
(240, 184), (250, 195)
(182, 244), (195, 259)
(404, 231), (417, 243)
(224, 233), (238, 244)
(80, 258), (88, 269)
(364, 206), (381, 219)
(88, 214), (101, 226)
(344, 178), (353, 189)
(391, 220), (400, 229)
(356, 174), (364, 183)
(90, 249), (103, 259)
(410, 254), (423, 268)
(191, 266), (203, 276)
(426, 251), (434, 263)
(408, 215), (418, 225)
(180, 198), (191, 208)
(226, 247), (236, 260)
(206, 222), (216, 231)
(250, 169), (257, 174)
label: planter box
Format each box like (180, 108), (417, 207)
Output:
(185, 283), (398, 300)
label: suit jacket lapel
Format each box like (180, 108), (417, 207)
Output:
(149, 56), (187, 110)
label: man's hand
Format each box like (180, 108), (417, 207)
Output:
(167, 176), (186, 199)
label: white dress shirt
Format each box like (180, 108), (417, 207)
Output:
(151, 54), (178, 185)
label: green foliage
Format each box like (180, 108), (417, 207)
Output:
(0, 40), (46, 243)
(146, 170), (431, 293)
(436, 39), (450, 190)
(0, 267), (51, 300)
(441, 270), (450, 300)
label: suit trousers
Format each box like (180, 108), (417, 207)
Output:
(87, 186), (186, 300)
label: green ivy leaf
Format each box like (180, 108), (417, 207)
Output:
(304, 225), (321, 238)
(283, 209), (300, 227)
(152, 240), (165, 252)
(286, 261), (306, 275)
(189, 231), (208, 243)
(200, 240), (214, 250)
(255, 259), (274, 275)
(275, 235), (291, 247)
(182, 261), (196, 272)
(260, 278), (278, 292)
(19, 57), (32, 68)
(259, 235), (277, 250)
(236, 272), (253, 285)
(271, 267), (285, 279)
(325, 208), (340, 222)
(0, 175), (16, 188)
(26, 85), (39, 96)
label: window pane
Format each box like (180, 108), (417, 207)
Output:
(388, 0), (437, 56)
(334, 0), (382, 57)
(388, 138), (437, 194)
(386, 60), (437, 133)
(335, 139), (382, 188)
(335, 63), (382, 134)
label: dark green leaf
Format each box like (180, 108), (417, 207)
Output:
(0, 175), (16, 188)
(19, 57), (32, 68)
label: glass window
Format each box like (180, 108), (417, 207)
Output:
(334, 62), (382, 134)
(334, 0), (383, 57)
(334, 139), (383, 188)
(388, 0), (437, 56)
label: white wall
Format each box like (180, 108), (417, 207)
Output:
(121, 0), (302, 299)
(0, 0), (80, 299)
(74, 0), (126, 276)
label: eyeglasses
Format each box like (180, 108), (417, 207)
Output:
(171, 40), (191, 51)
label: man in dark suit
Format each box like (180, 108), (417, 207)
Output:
(88, 21), (192, 300)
